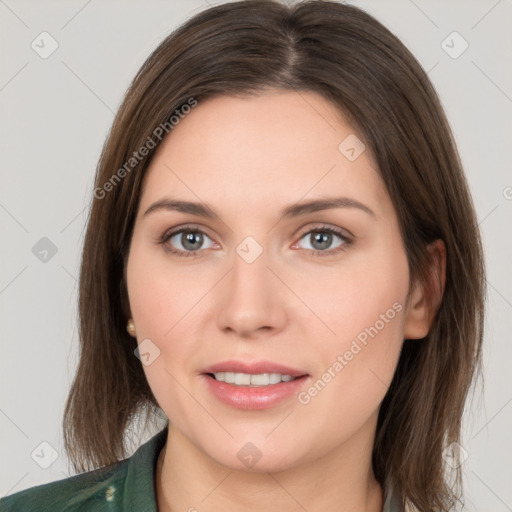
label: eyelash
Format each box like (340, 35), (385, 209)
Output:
(159, 225), (352, 258)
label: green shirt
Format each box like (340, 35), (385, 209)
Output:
(0, 428), (403, 511)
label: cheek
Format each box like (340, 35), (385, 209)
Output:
(298, 245), (408, 428)
(274, 250), (408, 461)
(126, 239), (209, 397)
(296, 240), (409, 347)
(126, 239), (207, 339)
(125, 246), (193, 418)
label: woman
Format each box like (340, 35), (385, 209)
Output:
(0, 1), (485, 511)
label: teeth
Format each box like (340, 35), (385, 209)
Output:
(212, 372), (297, 387)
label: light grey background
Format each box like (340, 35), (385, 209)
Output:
(1, 0), (511, 510)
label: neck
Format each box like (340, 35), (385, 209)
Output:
(156, 417), (383, 512)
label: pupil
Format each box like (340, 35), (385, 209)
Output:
(182, 232), (202, 251)
(312, 232), (331, 250)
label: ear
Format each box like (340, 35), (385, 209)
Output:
(404, 239), (446, 340)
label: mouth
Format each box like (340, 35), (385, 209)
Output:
(200, 360), (309, 387)
(201, 366), (311, 410)
(205, 371), (306, 387)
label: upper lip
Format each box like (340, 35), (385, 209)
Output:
(201, 360), (308, 378)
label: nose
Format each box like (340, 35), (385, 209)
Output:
(216, 244), (288, 338)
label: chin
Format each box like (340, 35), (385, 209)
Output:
(204, 437), (307, 474)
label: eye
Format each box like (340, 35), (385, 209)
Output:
(160, 224), (352, 258)
(162, 228), (216, 257)
(295, 226), (351, 256)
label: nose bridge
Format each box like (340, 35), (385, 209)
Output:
(216, 236), (286, 335)
(231, 239), (269, 296)
(230, 238), (273, 307)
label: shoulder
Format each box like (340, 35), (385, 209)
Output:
(0, 459), (129, 512)
(0, 427), (168, 512)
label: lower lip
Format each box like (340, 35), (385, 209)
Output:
(202, 374), (309, 410)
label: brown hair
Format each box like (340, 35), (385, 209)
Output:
(63, 1), (485, 510)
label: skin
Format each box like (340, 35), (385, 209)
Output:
(125, 91), (445, 512)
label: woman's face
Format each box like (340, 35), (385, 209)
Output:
(126, 91), (426, 472)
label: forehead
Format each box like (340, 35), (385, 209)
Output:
(156, 91), (358, 166)
(139, 91), (390, 218)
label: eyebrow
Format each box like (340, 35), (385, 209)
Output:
(143, 196), (376, 220)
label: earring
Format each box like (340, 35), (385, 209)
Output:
(126, 319), (136, 337)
